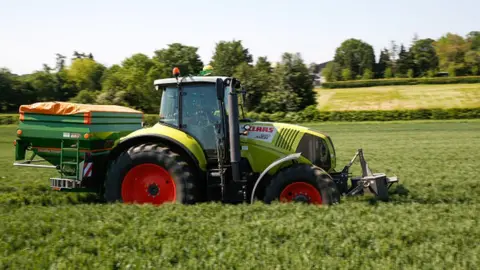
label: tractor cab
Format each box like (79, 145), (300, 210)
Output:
(153, 69), (245, 168)
(154, 76), (227, 157)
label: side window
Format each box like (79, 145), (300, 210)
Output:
(182, 84), (221, 151)
(159, 87), (178, 126)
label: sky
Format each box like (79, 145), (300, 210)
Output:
(0, 0), (478, 75)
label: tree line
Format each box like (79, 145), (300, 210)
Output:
(320, 31), (480, 81)
(2, 31), (479, 114)
(0, 41), (315, 114)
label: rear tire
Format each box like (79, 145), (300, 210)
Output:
(263, 164), (340, 205)
(104, 143), (198, 205)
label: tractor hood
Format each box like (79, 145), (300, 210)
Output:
(239, 121), (336, 172)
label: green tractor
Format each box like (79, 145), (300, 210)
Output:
(13, 67), (398, 205)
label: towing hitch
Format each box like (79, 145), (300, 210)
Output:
(334, 149), (399, 201)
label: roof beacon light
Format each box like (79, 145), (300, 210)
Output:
(172, 67), (180, 78)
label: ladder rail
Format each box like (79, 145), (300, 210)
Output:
(59, 139), (82, 181)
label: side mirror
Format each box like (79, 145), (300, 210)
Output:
(216, 78), (224, 100)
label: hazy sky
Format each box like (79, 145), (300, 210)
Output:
(1, 0), (478, 74)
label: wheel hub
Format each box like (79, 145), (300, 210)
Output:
(147, 183), (159, 197)
(293, 193), (310, 203)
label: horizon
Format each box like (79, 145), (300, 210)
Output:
(1, 0), (478, 75)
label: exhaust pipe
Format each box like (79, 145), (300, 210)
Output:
(227, 78), (241, 183)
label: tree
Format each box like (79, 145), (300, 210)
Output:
(321, 62), (341, 82)
(25, 69), (62, 102)
(342, 68), (352, 80)
(255, 56), (272, 73)
(376, 48), (391, 78)
(72, 51), (93, 60)
(260, 70), (300, 113)
(280, 53), (316, 109)
(467, 31), (480, 51)
(465, 50), (480, 75)
(154, 43), (203, 76)
(465, 31), (480, 75)
(259, 53), (315, 113)
(333, 38), (376, 79)
(66, 58), (105, 92)
(308, 62), (319, 74)
(410, 38), (439, 76)
(0, 69), (18, 111)
(70, 89), (99, 104)
(389, 40), (398, 74)
(362, 69), (374, 80)
(407, 69), (414, 78)
(384, 67), (393, 78)
(210, 40), (253, 76)
(234, 63), (260, 112)
(73, 51), (85, 59)
(55, 54), (66, 72)
(434, 33), (469, 75)
(396, 44), (414, 77)
(233, 56), (274, 112)
(99, 53), (166, 113)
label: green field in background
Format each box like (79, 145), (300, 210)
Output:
(315, 83), (480, 111)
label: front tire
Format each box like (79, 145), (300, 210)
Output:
(263, 164), (340, 205)
(104, 143), (198, 205)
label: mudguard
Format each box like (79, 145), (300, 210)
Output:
(250, 152), (303, 203)
(111, 123), (208, 172)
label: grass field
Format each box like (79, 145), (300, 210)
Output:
(315, 83), (480, 111)
(1, 120), (480, 269)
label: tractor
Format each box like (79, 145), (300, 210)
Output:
(13, 67), (399, 205)
(103, 68), (398, 205)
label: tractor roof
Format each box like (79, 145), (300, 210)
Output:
(154, 76), (228, 86)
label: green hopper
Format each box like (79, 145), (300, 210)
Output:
(14, 102), (144, 192)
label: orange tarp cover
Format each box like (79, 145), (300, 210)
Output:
(19, 102), (143, 115)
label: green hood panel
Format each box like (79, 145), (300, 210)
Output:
(239, 121), (336, 173)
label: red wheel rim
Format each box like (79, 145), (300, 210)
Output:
(121, 163), (176, 204)
(279, 182), (322, 204)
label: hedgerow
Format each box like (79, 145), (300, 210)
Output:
(3, 107), (480, 127)
(243, 107), (480, 123)
(321, 76), (480, 89)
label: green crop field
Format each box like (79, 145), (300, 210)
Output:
(315, 83), (480, 111)
(1, 120), (480, 269)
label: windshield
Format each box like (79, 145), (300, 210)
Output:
(159, 83), (222, 150)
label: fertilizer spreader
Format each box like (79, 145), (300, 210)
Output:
(14, 102), (143, 192)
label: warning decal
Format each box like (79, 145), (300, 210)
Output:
(83, 162), (93, 177)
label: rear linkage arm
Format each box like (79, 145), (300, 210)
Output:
(340, 149), (399, 201)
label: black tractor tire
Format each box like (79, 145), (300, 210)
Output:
(104, 143), (199, 205)
(263, 164), (341, 205)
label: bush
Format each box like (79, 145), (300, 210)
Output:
(0, 115), (18, 125)
(321, 76), (480, 89)
(143, 114), (158, 126)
